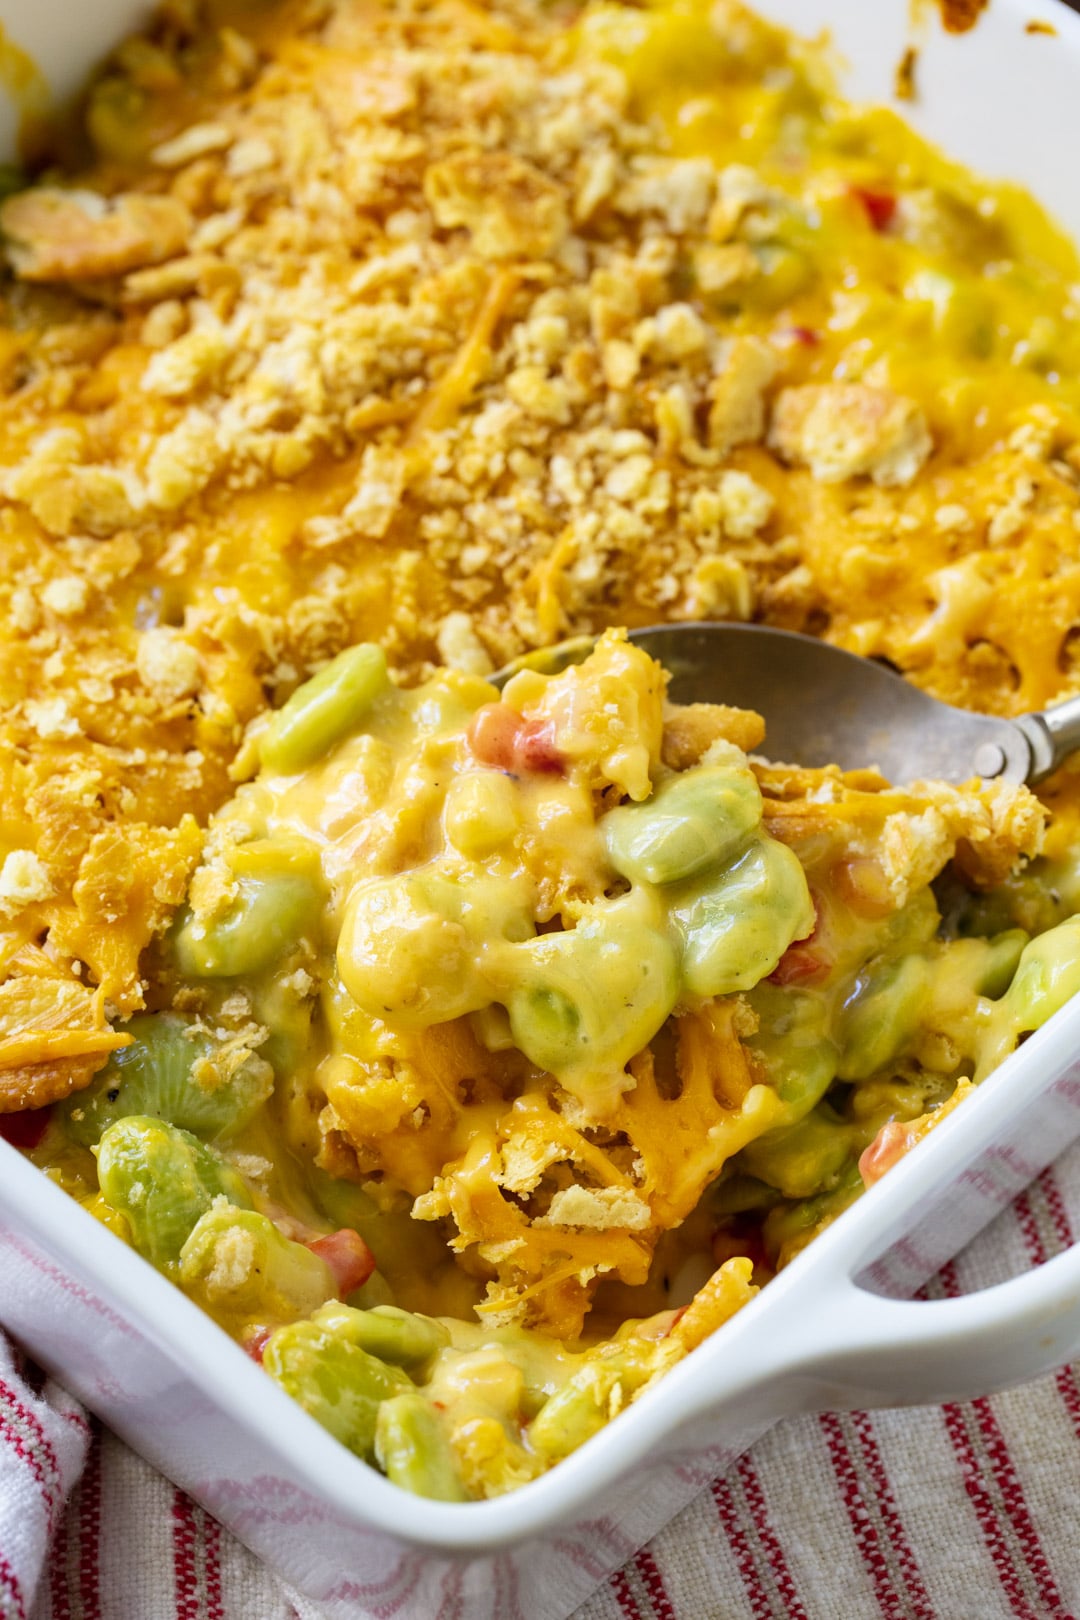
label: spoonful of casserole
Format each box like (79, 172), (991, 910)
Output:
(497, 622), (1080, 787)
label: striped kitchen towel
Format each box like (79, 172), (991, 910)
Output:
(7, 1147), (1080, 1620)
(0, 1335), (88, 1620)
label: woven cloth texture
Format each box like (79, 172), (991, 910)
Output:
(5, 1142), (1080, 1620)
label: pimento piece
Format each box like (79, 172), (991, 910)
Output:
(768, 943), (830, 986)
(858, 1120), (915, 1188)
(467, 702), (564, 775)
(307, 1229), (376, 1297)
(850, 187), (897, 232)
(769, 898), (830, 986)
(0, 1106), (52, 1151)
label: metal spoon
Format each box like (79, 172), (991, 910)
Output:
(496, 622), (1080, 786)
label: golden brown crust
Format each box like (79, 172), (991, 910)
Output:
(1, 190), (192, 282)
(0, 1052), (108, 1115)
(661, 701), (766, 767)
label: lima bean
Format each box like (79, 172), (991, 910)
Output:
(999, 918), (1080, 1030)
(745, 984), (838, 1124)
(601, 762), (762, 887)
(173, 868), (323, 979)
(504, 898), (679, 1089)
(527, 1380), (607, 1462)
(65, 1013), (273, 1146)
(977, 915), (1080, 1080)
(739, 1103), (856, 1200)
(529, 1343), (655, 1462)
(374, 1393), (466, 1501)
(262, 1319), (412, 1461)
(671, 834), (815, 999)
(762, 1160), (864, 1258)
(312, 1302), (449, 1369)
(260, 643), (390, 774)
(837, 953), (930, 1082)
(975, 929), (1029, 999)
(95, 1116), (252, 1268)
(180, 1207), (337, 1322)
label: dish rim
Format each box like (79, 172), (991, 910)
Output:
(3, 0), (1080, 1559)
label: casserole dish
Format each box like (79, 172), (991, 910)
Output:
(4, 0), (1080, 1614)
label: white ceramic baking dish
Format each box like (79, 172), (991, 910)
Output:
(4, 1), (1080, 1616)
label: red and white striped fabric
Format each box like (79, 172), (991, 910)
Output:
(7, 1146), (1080, 1620)
(0, 1335), (89, 1620)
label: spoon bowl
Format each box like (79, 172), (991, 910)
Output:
(500, 623), (1080, 787)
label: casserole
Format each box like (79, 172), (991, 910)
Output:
(6, 0), (1080, 1613)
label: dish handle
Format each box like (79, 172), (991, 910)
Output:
(665, 1241), (1080, 1440)
(749, 1244), (1080, 1414)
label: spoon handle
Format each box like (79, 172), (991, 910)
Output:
(1016, 696), (1080, 782)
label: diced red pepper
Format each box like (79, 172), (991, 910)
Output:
(786, 325), (821, 347)
(850, 187), (897, 232)
(468, 702), (523, 770)
(516, 719), (563, 774)
(306, 1229), (376, 1297)
(768, 942), (831, 986)
(768, 897), (831, 986)
(858, 1120), (915, 1188)
(0, 1107), (52, 1151)
(467, 702), (564, 776)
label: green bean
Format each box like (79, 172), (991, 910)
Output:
(836, 953), (930, 1082)
(671, 834), (815, 999)
(312, 1303), (449, 1369)
(95, 1116), (252, 1268)
(375, 1393), (466, 1501)
(260, 643), (390, 773)
(262, 1319), (411, 1461)
(601, 762), (762, 887)
(64, 1013), (273, 1146)
(179, 1207), (337, 1322)
(504, 898), (679, 1089)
